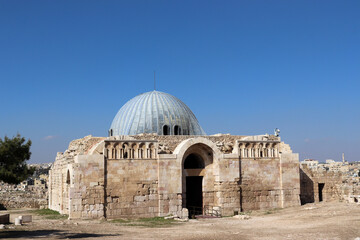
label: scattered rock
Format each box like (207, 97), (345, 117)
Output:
(174, 217), (188, 222)
(233, 215), (250, 220)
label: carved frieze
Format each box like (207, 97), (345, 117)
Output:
(158, 143), (172, 154)
(216, 141), (234, 154)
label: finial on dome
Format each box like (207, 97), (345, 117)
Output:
(154, 71), (156, 91)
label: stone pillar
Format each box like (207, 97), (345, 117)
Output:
(254, 144), (259, 158)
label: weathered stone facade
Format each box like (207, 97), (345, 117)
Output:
(49, 134), (300, 219)
(300, 163), (360, 204)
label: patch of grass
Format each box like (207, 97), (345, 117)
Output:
(33, 209), (60, 215)
(111, 217), (177, 228)
(111, 219), (131, 223)
(138, 217), (176, 227)
(264, 208), (282, 215)
(238, 211), (252, 216)
(33, 209), (68, 219)
(44, 214), (69, 220)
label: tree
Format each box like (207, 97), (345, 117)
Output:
(0, 134), (33, 184)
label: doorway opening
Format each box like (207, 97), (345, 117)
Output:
(318, 183), (325, 202)
(186, 176), (203, 218)
(182, 143), (213, 219)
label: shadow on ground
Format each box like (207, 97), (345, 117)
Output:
(0, 230), (121, 239)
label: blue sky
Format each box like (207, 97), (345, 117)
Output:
(0, 0), (359, 163)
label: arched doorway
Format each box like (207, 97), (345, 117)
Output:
(184, 154), (204, 218)
(182, 143), (214, 218)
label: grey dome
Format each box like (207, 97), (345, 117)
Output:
(109, 91), (206, 136)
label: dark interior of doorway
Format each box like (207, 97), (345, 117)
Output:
(318, 183), (325, 202)
(186, 176), (203, 218)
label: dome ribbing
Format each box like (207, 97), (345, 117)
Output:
(109, 91), (206, 136)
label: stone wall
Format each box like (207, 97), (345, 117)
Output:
(239, 142), (300, 211)
(105, 158), (159, 219)
(240, 157), (283, 210)
(48, 135), (105, 215)
(279, 143), (301, 208)
(300, 165), (345, 203)
(0, 190), (47, 209)
(72, 154), (106, 219)
(214, 180), (241, 216)
(49, 134), (301, 219)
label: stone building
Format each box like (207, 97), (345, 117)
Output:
(49, 90), (300, 219)
(300, 159), (360, 205)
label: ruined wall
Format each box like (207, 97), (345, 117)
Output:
(300, 165), (344, 203)
(72, 155), (106, 219)
(48, 153), (71, 214)
(48, 135), (105, 215)
(300, 168), (315, 204)
(0, 190), (47, 209)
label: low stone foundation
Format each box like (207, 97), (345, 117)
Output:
(0, 190), (47, 209)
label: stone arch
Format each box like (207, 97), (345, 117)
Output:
(244, 143), (251, 158)
(122, 142), (129, 159)
(65, 165), (73, 187)
(88, 140), (105, 155)
(163, 125), (170, 135)
(184, 153), (205, 169)
(174, 137), (221, 217)
(148, 143), (156, 158)
(174, 125), (181, 135)
(131, 143), (138, 159)
(174, 137), (221, 162)
(138, 142), (145, 159)
(63, 164), (73, 213)
(66, 169), (71, 184)
(259, 143), (264, 158)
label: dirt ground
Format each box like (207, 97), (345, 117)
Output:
(1, 201), (360, 240)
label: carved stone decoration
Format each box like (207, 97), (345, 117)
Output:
(216, 141), (233, 153)
(267, 135), (278, 141)
(158, 143), (171, 154)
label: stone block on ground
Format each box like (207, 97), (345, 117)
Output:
(20, 215), (32, 223)
(14, 217), (22, 225)
(181, 208), (189, 219)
